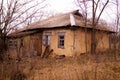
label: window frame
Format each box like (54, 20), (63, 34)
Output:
(42, 32), (51, 46)
(8, 40), (17, 48)
(58, 32), (65, 49)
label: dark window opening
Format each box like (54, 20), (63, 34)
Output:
(58, 32), (65, 48)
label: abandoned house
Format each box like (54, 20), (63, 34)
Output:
(7, 10), (115, 58)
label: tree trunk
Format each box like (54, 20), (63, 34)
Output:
(2, 34), (7, 50)
(91, 28), (96, 54)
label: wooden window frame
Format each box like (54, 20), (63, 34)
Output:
(42, 32), (51, 46)
(58, 32), (65, 49)
(8, 40), (17, 48)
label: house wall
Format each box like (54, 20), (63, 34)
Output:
(8, 28), (110, 58)
(21, 33), (42, 57)
(75, 29), (91, 55)
(75, 29), (110, 55)
(7, 39), (18, 58)
(96, 31), (109, 52)
(42, 28), (110, 57)
(8, 32), (42, 58)
(42, 29), (74, 56)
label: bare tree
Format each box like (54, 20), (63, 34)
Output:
(91, 0), (109, 54)
(0, 0), (46, 50)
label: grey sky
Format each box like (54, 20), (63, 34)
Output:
(42, 0), (116, 23)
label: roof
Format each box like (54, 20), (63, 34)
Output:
(7, 30), (38, 38)
(8, 10), (115, 37)
(21, 10), (113, 31)
(21, 10), (83, 30)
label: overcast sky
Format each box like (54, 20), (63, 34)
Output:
(41, 0), (116, 23)
(29, 0), (116, 23)
(47, 0), (77, 13)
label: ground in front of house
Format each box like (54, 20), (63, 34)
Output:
(0, 50), (120, 80)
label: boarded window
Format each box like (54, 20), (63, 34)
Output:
(58, 32), (65, 48)
(42, 32), (51, 46)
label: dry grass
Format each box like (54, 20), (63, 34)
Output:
(0, 50), (120, 80)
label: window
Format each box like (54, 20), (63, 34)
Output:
(8, 40), (17, 48)
(58, 32), (65, 48)
(8, 40), (13, 47)
(42, 32), (51, 46)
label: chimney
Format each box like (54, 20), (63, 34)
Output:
(70, 14), (76, 26)
(73, 10), (83, 17)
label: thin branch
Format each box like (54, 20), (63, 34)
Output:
(95, 0), (109, 26)
(94, 0), (100, 18)
(7, 9), (39, 33)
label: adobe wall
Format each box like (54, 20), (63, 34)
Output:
(42, 29), (74, 56)
(7, 32), (42, 58)
(75, 29), (110, 55)
(96, 31), (109, 52)
(75, 29), (91, 55)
